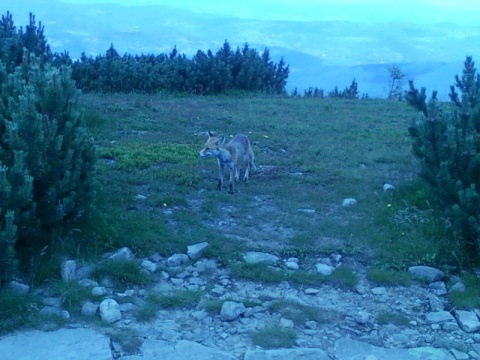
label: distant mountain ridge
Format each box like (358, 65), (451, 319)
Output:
(2, 0), (479, 98)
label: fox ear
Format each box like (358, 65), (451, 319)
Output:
(216, 136), (225, 145)
(208, 130), (214, 137)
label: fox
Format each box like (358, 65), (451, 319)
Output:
(199, 131), (256, 194)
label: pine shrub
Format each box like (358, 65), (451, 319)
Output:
(406, 56), (480, 264)
(0, 52), (96, 285)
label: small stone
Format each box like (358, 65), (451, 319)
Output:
(371, 287), (387, 296)
(304, 288), (320, 295)
(220, 301), (246, 322)
(442, 322), (459, 331)
(354, 311), (371, 325)
(316, 263), (334, 276)
(342, 198), (357, 207)
(92, 286), (107, 297)
(106, 247), (135, 261)
(61, 260), (76, 281)
(78, 279), (99, 288)
(285, 261), (299, 270)
(9, 281), (29, 294)
(408, 266), (445, 283)
(40, 306), (69, 319)
(305, 321), (318, 330)
(243, 252), (279, 265)
(81, 301), (99, 317)
(141, 259), (157, 273)
(383, 183), (395, 191)
(429, 281), (448, 296)
(99, 299), (121, 324)
(450, 282), (466, 293)
(426, 311), (455, 324)
(167, 254), (189, 267)
(187, 242), (209, 259)
(211, 286), (227, 296)
(280, 318), (294, 328)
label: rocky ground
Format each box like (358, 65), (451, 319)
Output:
(2, 243), (480, 360)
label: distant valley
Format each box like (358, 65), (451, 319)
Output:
(3, 0), (480, 98)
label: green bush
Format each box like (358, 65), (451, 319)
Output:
(406, 56), (480, 265)
(0, 52), (96, 285)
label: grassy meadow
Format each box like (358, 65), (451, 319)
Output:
(65, 93), (459, 274)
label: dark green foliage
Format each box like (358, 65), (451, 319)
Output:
(302, 87), (324, 98)
(0, 12), (52, 73)
(71, 41), (289, 94)
(0, 13), (96, 285)
(0, 289), (41, 333)
(328, 79), (359, 99)
(0, 211), (18, 287)
(406, 56), (480, 262)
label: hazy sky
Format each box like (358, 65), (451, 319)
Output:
(60, 0), (480, 23)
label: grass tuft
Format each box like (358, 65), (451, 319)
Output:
(250, 326), (297, 349)
(92, 259), (150, 288)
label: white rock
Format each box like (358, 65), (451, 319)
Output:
(280, 318), (294, 328)
(60, 260), (76, 281)
(9, 281), (29, 294)
(92, 286), (107, 297)
(316, 263), (335, 276)
(243, 251), (279, 265)
(81, 301), (99, 317)
(40, 306), (70, 319)
(0, 328), (115, 360)
(99, 299), (121, 323)
(442, 322), (459, 331)
(220, 301), (246, 322)
(141, 259), (157, 273)
(451, 349), (470, 360)
(449, 282), (466, 293)
(455, 310), (480, 333)
(139, 339), (237, 360)
(285, 261), (300, 270)
(245, 348), (330, 360)
(371, 287), (388, 296)
(331, 253), (342, 263)
(408, 266), (445, 283)
(106, 247), (135, 261)
(187, 242), (209, 259)
(304, 288), (320, 295)
(342, 198), (358, 207)
(78, 279), (99, 288)
(167, 254), (190, 267)
(383, 183), (395, 191)
(426, 311), (455, 324)
(354, 311), (372, 325)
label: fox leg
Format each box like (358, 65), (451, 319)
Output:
(234, 166), (240, 182)
(217, 163), (224, 190)
(229, 167), (236, 194)
(243, 162), (250, 182)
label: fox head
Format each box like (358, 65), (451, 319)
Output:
(199, 131), (226, 158)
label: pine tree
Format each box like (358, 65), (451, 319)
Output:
(406, 56), (480, 262)
(0, 52), (96, 273)
(387, 65), (405, 100)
